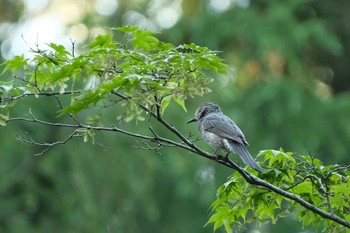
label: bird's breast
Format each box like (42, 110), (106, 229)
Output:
(200, 131), (227, 150)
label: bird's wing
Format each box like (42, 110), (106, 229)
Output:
(201, 114), (248, 145)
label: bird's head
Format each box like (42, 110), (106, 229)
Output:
(187, 103), (221, 124)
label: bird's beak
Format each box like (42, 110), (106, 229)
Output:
(186, 118), (197, 124)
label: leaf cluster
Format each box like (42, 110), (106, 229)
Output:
(0, 26), (228, 124)
(207, 149), (350, 233)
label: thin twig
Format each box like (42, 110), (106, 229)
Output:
(17, 131), (81, 156)
(1, 91), (81, 102)
(53, 95), (81, 125)
(70, 38), (76, 57)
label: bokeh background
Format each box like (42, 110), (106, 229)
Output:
(1, 0), (350, 232)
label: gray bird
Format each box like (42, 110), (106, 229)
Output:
(187, 103), (265, 172)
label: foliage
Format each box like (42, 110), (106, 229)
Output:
(207, 149), (350, 233)
(1, 1), (350, 233)
(0, 26), (228, 125)
(1, 26), (350, 233)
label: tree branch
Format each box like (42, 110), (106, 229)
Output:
(1, 91), (81, 102)
(107, 92), (350, 228)
(2, 26), (347, 231)
(17, 131), (81, 156)
(5, 106), (350, 229)
(6, 109), (197, 155)
(241, 173), (350, 228)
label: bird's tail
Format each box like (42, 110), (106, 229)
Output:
(228, 142), (265, 172)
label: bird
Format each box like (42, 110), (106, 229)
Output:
(187, 103), (265, 172)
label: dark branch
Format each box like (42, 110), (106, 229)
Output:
(5, 104), (350, 229)
(6, 109), (197, 155)
(17, 131), (81, 156)
(241, 173), (350, 228)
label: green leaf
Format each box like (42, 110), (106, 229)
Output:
(133, 31), (160, 51)
(0, 113), (9, 126)
(206, 213), (219, 225)
(51, 64), (76, 83)
(47, 43), (71, 58)
(118, 26), (161, 51)
(88, 33), (114, 48)
(173, 96), (187, 112)
(60, 75), (127, 115)
(1, 55), (28, 74)
(213, 217), (223, 232)
(160, 95), (172, 115)
(301, 211), (316, 227)
(115, 26), (139, 33)
(148, 81), (169, 90)
(223, 220), (232, 233)
(2, 26), (230, 124)
(60, 91), (104, 115)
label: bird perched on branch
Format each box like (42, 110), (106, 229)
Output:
(187, 103), (265, 172)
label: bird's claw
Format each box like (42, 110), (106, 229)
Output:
(224, 152), (230, 160)
(215, 154), (230, 162)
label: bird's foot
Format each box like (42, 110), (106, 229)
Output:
(224, 152), (230, 160)
(215, 154), (223, 161)
(215, 154), (231, 162)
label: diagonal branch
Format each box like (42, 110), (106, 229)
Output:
(118, 94), (350, 228)
(5, 107), (350, 229)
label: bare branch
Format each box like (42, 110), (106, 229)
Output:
(5, 106), (350, 229)
(70, 38), (76, 57)
(17, 131), (81, 156)
(1, 90), (81, 103)
(133, 140), (163, 155)
(6, 109), (197, 154)
(53, 95), (81, 126)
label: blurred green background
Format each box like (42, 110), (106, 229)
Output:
(1, 0), (350, 232)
